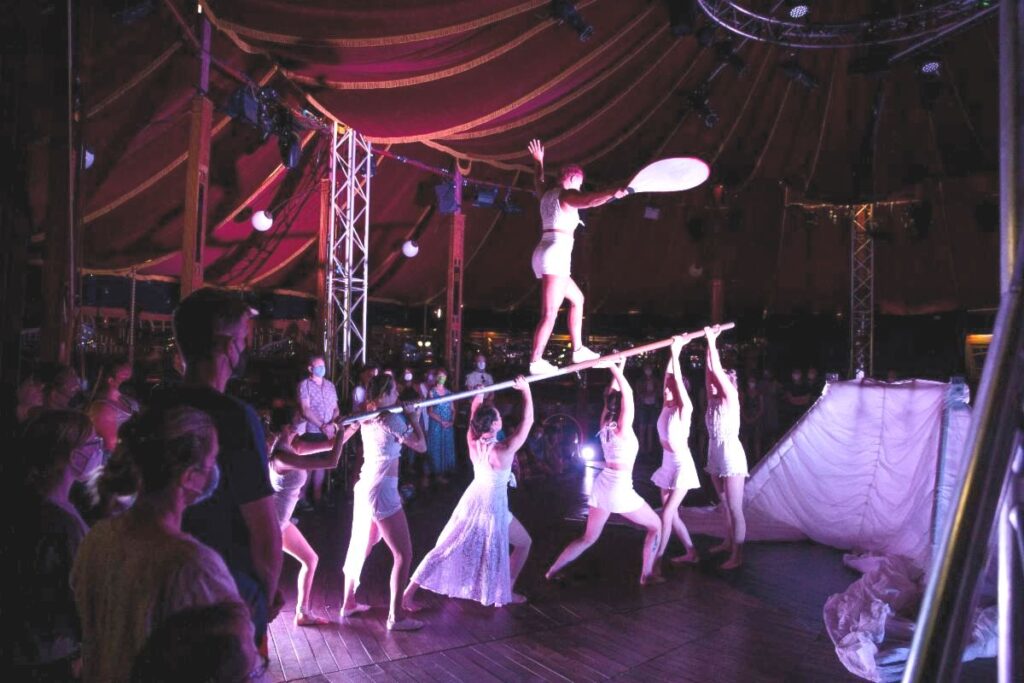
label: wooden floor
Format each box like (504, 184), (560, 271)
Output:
(264, 459), (996, 682)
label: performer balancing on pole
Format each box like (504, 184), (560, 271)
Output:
(526, 139), (629, 375)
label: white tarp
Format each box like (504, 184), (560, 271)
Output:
(680, 379), (971, 568)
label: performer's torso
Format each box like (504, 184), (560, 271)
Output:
(540, 189), (580, 235)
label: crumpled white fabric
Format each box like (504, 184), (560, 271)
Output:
(823, 552), (998, 682)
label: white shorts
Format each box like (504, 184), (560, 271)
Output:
(651, 448), (700, 491)
(588, 467), (645, 514)
(352, 474), (403, 521)
(531, 233), (574, 278)
(706, 437), (749, 478)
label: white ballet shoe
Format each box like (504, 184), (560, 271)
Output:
(386, 616), (424, 631)
(529, 359), (558, 375)
(571, 346), (599, 363)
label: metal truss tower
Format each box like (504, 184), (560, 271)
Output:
(849, 204), (874, 378)
(324, 125), (371, 399)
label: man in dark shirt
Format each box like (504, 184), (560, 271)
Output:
(151, 288), (283, 644)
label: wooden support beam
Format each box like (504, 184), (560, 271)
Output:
(444, 167), (465, 388)
(180, 17), (212, 298)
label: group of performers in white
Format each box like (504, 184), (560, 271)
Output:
(274, 141), (748, 631)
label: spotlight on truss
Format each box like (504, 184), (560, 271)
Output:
(781, 60), (820, 89)
(785, 1), (810, 19)
(551, 0), (594, 42)
(919, 58), (941, 76)
(472, 186), (499, 208)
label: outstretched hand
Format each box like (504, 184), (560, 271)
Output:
(527, 139), (545, 163)
(512, 375), (530, 392)
(704, 325), (721, 342)
(670, 334), (691, 355)
(614, 187), (630, 199)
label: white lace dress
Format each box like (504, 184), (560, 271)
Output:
(410, 444), (518, 606)
(705, 397), (748, 477)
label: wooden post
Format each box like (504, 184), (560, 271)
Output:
(444, 168), (465, 388)
(180, 17), (212, 298)
(316, 178), (334, 374)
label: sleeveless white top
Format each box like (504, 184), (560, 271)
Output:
(658, 403), (692, 454)
(540, 189), (581, 233)
(706, 397), (741, 441)
(360, 413), (410, 478)
(599, 423), (638, 468)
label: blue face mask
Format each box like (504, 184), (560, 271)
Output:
(312, 365), (327, 378)
(188, 463), (221, 506)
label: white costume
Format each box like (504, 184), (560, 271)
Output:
(409, 441), (519, 606)
(651, 404), (700, 491)
(705, 397), (748, 478)
(343, 413), (410, 581)
(531, 189), (582, 278)
(269, 464), (306, 527)
(588, 423), (645, 513)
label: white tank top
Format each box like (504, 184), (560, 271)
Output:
(599, 423), (638, 468)
(540, 189), (582, 233)
(658, 405), (692, 454)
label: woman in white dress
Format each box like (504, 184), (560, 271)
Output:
(403, 376), (534, 608)
(545, 359), (664, 585)
(267, 413), (358, 626)
(525, 139), (628, 375)
(340, 375), (427, 631)
(704, 325), (748, 570)
(651, 335), (701, 569)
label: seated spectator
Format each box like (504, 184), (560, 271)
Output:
(7, 410), (101, 680)
(130, 602), (261, 683)
(72, 406), (243, 683)
(87, 359), (140, 452)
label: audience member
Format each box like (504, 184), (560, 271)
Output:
(149, 287), (283, 645)
(806, 366), (824, 397)
(740, 376), (764, 462)
(464, 353), (494, 391)
(297, 353), (339, 508)
(87, 359), (140, 452)
(72, 406), (244, 683)
(782, 368), (811, 429)
(8, 410), (99, 680)
(45, 365), (84, 411)
(425, 368), (456, 485)
(16, 373), (45, 424)
(129, 602), (261, 683)
(350, 365), (379, 413)
(636, 362), (660, 453)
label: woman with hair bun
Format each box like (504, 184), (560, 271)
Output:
(72, 406), (243, 683)
(404, 376), (534, 609)
(545, 359), (664, 585)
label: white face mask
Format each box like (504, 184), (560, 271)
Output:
(403, 372), (413, 382)
(476, 361), (486, 371)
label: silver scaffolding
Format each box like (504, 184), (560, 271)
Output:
(324, 125), (371, 399)
(849, 204), (874, 378)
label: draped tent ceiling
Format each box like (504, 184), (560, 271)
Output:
(49, 0), (1000, 316)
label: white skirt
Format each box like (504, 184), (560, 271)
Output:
(588, 467), (645, 514)
(531, 233), (574, 278)
(706, 436), (748, 478)
(352, 474), (403, 521)
(651, 448), (700, 491)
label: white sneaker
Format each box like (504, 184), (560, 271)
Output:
(572, 346), (600, 364)
(529, 359), (559, 375)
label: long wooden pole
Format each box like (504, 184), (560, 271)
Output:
(340, 323), (735, 424)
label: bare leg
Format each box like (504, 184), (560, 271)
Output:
(508, 516), (532, 602)
(709, 475), (733, 555)
(720, 476), (746, 570)
(621, 504), (664, 584)
(341, 513), (380, 615)
(376, 510), (420, 628)
(282, 522), (323, 623)
(563, 277), (586, 351)
(546, 507), (610, 579)
(658, 487), (697, 565)
(531, 275), (570, 362)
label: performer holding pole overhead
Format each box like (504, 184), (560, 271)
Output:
(526, 139), (629, 375)
(704, 325), (748, 570)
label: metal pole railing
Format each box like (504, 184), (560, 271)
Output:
(339, 323), (735, 425)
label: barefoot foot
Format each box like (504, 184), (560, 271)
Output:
(402, 598), (426, 613)
(339, 602), (372, 618)
(640, 573), (667, 586)
(669, 550), (700, 565)
(708, 541), (732, 555)
(509, 592), (528, 604)
(720, 555), (743, 570)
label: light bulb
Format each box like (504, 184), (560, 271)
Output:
(251, 210), (274, 232)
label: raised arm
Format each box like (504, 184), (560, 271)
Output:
(560, 186), (629, 210)
(498, 376), (534, 455)
(607, 359), (634, 434)
(400, 403), (428, 453)
(704, 326), (736, 402)
(273, 423), (358, 470)
(528, 139), (547, 197)
(668, 335), (693, 415)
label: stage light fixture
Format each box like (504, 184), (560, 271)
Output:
(251, 210), (274, 232)
(919, 59), (941, 76)
(580, 445), (596, 461)
(472, 186), (499, 208)
(786, 2), (810, 19)
(551, 0), (594, 42)
(401, 240), (420, 258)
(781, 60), (820, 89)
(434, 180), (460, 215)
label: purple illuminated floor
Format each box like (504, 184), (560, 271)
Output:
(265, 461), (995, 682)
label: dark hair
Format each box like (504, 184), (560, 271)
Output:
(560, 164), (584, 182)
(20, 410), (93, 492)
(116, 406), (217, 495)
(130, 601), (255, 683)
(307, 353), (324, 366)
(366, 374), (396, 408)
(173, 288), (254, 364)
(604, 391), (622, 425)
(470, 405), (500, 439)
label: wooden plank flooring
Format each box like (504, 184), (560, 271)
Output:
(262, 461), (995, 682)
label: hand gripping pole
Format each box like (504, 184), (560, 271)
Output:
(340, 323), (735, 425)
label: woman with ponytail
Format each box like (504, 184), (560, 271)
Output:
(404, 376), (534, 608)
(340, 374), (427, 631)
(546, 358), (663, 585)
(72, 406), (243, 683)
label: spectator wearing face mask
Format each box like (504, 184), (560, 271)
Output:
(464, 353), (494, 391)
(425, 369), (456, 485)
(297, 354), (339, 509)
(350, 365), (379, 414)
(7, 410), (101, 680)
(72, 406), (244, 683)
